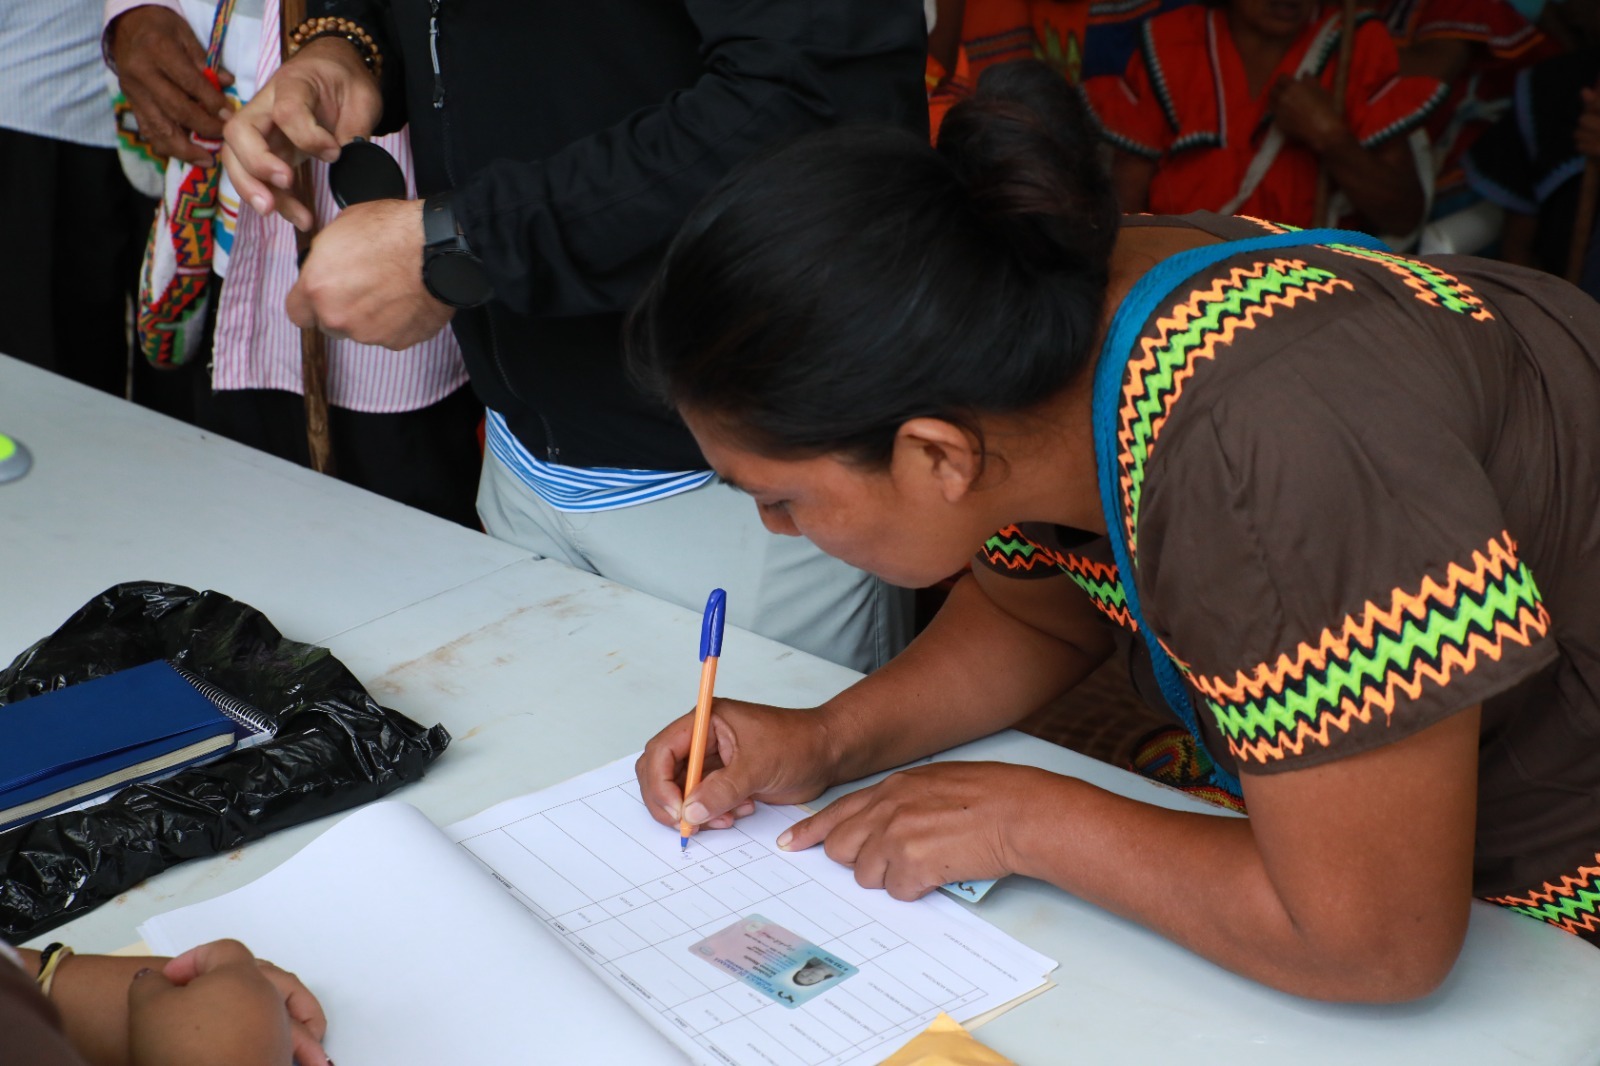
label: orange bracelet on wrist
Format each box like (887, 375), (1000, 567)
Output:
(285, 16), (383, 80)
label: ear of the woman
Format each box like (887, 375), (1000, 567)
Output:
(890, 418), (986, 503)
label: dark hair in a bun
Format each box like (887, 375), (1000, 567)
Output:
(628, 59), (1121, 464)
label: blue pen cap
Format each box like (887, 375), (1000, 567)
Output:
(699, 588), (727, 661)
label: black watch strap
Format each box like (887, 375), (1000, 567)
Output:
(421, 192), (492, 308)
(421, 191), (461, 248)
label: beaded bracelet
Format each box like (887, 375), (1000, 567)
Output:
(35, 943), (73, 998)
(286, 16), (383, 81)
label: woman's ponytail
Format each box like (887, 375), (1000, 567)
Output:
(628, 59), (1122, 465)
(937, 60), (1120, 282)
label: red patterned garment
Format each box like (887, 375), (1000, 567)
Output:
(1083, 4), (1445, 226)
(958, 0), (1090, 81)
(1382, 0), (1543, 59)
(1381, 0), (1556, 201)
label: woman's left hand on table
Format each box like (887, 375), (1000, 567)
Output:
(776, 762), (1057, 901)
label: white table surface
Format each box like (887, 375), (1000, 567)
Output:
(0, 357), (530, 648)
(5, 355), (1600, 1064)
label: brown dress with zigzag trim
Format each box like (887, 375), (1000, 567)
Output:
(976, 212), (1600, 944)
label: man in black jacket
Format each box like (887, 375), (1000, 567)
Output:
(223, 1), (928, 671)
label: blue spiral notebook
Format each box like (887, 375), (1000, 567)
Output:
(0, 660), (268, 832)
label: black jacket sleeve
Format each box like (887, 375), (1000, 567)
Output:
(449, 1), (927, 316)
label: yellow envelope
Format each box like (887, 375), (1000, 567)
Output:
(878, 1012), (1017, 1066)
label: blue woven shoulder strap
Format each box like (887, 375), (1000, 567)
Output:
(1089, 226), (1386, 797)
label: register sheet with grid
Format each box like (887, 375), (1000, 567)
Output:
(447, 757), (1056, 1066)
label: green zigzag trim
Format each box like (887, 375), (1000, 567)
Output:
(982, 533), (1131, 617)
(1063, 570), (1128, 611)
(1499, 881), (1600, 928)
(1327, 244), (1481, 316)
(1122, 262), (1341, 548)
(1207, 562), (1545, 743)
(983, 533), (1037, 562)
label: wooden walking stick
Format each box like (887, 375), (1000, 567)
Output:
(280, 0), (335, 475)
(1311, 0), (1358, 228)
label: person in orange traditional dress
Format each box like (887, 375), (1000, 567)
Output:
(1085, 0), (1444, 234)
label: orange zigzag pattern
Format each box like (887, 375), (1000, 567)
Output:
(1116, 260), (1354, 553)
(1089, 601), (1138, 631)
(981, 525), (1070, 572)
(985, 529), (1139, 631)
(1057, 554), (1139, 631)
(1485, 853), (1600, 937)
(1327, 245), (1494, 321)
(1191, 532), (1529, 706)
(1060, 553), (1119, 584)
(1222, 604), (1550, 763)
(982, 527), (1123, 585)
(982, 548), (1060, 573)
(1234, 215), (1287, 234)
(1552, 912), (1600, 937)
(1486, 856), (1600, 908)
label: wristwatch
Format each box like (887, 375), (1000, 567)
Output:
(421, 192), (493, 308)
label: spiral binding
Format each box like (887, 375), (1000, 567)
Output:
(167, 662), (275, 740)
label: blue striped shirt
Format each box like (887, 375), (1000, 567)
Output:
(485, 410), (714, 513)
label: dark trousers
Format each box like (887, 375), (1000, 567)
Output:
(199, 384), (486, 529)
(0, 126), (197, 418)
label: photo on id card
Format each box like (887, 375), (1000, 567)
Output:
(690, 915), (858, 1008)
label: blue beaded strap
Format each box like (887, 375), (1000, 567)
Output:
(1090, 226), (1387, 798)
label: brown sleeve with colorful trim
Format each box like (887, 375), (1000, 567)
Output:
(1133, 352), (1556, 775)
(976, 526), (1140, 632)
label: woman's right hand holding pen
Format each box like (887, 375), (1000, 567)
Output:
(638, 698), (846, 834)
(639, 571), (1115, 839)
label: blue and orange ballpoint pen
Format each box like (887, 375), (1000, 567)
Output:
(680, 588), (727, 852)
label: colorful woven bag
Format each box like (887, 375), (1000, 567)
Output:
(136, 0), (238, 369)
(108, 67), (167, 199)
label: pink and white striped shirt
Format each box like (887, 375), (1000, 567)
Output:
(104, 0), (467, 413)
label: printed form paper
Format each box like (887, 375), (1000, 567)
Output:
(140, 756), (1055, 1066)
(447, 757), (1056, 1066)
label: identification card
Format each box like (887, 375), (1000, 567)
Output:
(689, 915), (858, 1008)
(941, 877), (998, 903)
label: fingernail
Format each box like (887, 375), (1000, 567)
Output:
(133, 967), (155, 979)
(684, 802), (708, 825)
(272, 172), (291, 189)
(252, 195), (270, 213)
(662, 804), (680, 823)
(776, 830), (793, 850)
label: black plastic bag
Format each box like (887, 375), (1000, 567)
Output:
(0, 582), (450, 942)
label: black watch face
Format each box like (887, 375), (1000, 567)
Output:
(428, 252), (493, 307)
